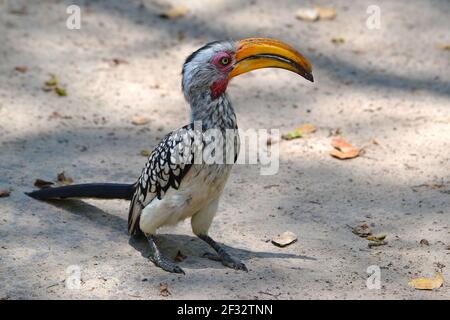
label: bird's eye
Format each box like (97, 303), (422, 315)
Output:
(220, 57), (230, 65)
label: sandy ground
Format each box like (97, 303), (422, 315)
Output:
(0, 0), (449, 300)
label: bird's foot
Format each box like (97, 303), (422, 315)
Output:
(198, 234), (248, 272)
(147, 234), (185, 274)
(150, 255), (185, 274)
(203, 252), (248, 271)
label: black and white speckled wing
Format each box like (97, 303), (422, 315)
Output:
(128, 124), (198, 235)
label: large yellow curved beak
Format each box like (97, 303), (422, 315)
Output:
(229, 38), (314, 82)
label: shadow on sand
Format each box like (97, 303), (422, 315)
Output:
(39, 197), (316, 270)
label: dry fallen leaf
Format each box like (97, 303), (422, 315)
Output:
(295, 7), (336, 22)
(332, 138), (356, 153)
(43, 75), (67, 96)
(409, 272), (444, 290)
(49, 111), (62, 119)
(295, 8), (319, 21)
(282, 124), (317, 140)
(0, 190), (11, 198)
(315, 6), (337, 20)
(48, 111), (72, 120)
(57, 172), (74, 185)
(54, 86), (67, 97)
(367, 234), (387, 242)
(140, 149), (151, 157)
(45, 74), (58, 87)
(330, 147), (360, 159)
(438, 44), (450, 51)
(368, 240), (388, 248)
(352, 224), (372, 237)
(132, 116), (151, 126)
(34, 179), (54, 189)
(364, 233), (388, 248)
(159, 6), (189, 19)
(272, 231), (297, 247)
(174, 250), (187, 262)
(331, 37), (345, 44)
(14, 66), (28, 73)
(282, 129), (303, 140)
(297, 123), (317, 134)
(112, 58), (128, 65)
(159, 283), (171, 297)
(330, 138), (361, 160)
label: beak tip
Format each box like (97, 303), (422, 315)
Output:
(304, 72), (314, 83)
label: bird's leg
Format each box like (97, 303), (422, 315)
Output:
(146, 235), (185, 274)
(198, 234), (248, 272)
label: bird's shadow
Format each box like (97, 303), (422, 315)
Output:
(42, 198), (127, 234)
(40, 198), (316, 270)
(129, 233), (316, 270)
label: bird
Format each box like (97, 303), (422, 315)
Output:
(26, 38), (314, 274)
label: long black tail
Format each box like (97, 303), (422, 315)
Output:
(25, 183), (135, 201)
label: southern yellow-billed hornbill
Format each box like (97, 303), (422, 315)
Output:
(26, 38), (313, 274)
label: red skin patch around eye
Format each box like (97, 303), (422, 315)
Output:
(212, 52), (233, 71)
(210, 51), (233, 98)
